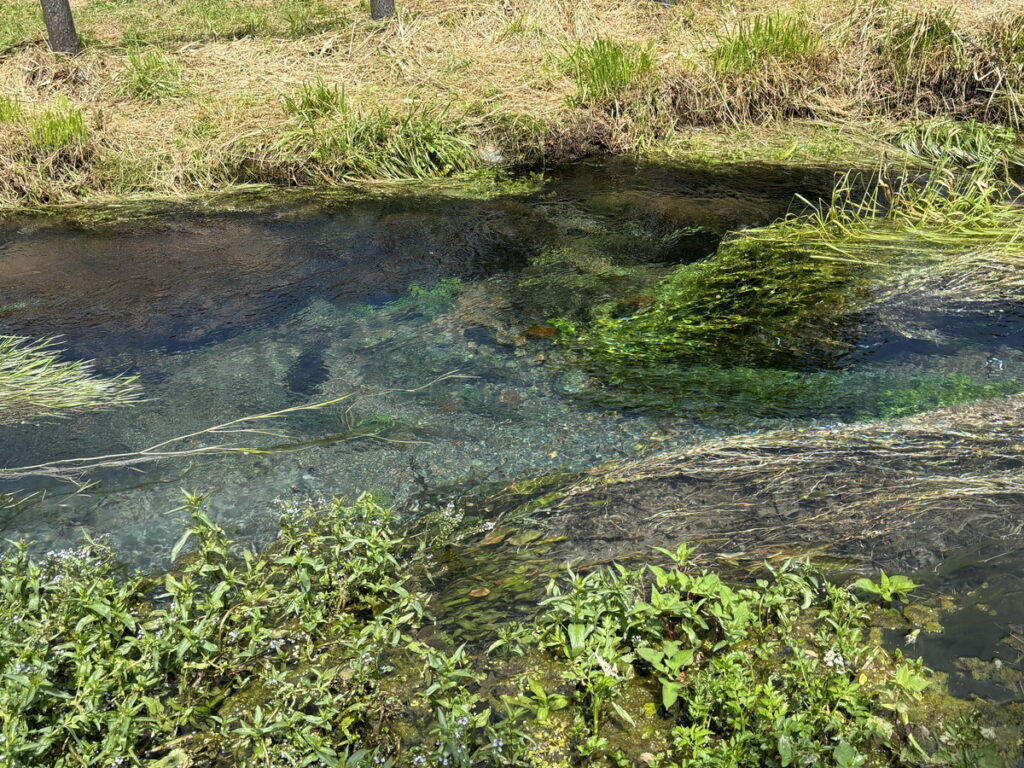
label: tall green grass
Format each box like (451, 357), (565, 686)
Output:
(119, 48), (188, 101)
(0, 336), (141, 426)
(282, 78), (345, 122)
(26, 99), (89, 153)
(710, 14), (818, 74)
(275, 84), (476, 180)
(563, 39), (654, 113)
(0, 96), (23, 124)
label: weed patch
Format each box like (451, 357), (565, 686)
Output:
(232, 85), (476, 183)
(0, 493), (1004, 766)
(119, 48), (187, 102)
(710, 13), (819, 74)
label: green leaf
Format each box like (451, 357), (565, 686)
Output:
(170, 528), (194, 563)
(834, 741), (863, 768)
(661, 680), (683, 709)
(567, 623), (590, 657)
(778, 733), (794, 767)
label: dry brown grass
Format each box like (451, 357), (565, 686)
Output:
(0, 0), (1022, 206)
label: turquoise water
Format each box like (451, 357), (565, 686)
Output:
(2, 161), (848, 567)
(2, 160), (1024, 699)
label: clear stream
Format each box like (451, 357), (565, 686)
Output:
(1, 159), (1023, 703)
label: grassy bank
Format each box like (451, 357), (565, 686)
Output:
(0, 0), (1022, 206)
(2, 492), (1018, 767)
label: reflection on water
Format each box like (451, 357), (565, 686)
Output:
(2, 159), (1024, 702)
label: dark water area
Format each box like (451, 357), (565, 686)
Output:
(2, 158), (1024, 706)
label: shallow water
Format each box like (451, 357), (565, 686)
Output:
(2, 159), (1024, 703)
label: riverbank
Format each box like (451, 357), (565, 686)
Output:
(1, 0), (1022, 206)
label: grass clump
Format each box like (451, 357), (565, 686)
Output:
(255, 84), (476, 182)
(882, 10), (967, 89)
(0, 335), (141, 426)
(26, 98), (89, 153)
(710, 13), (819, 74)
(563, 39), (655, 115)
(0, 96), (23, 124)
(887, 117), (1024, 167)
(119, 48), (187, 102)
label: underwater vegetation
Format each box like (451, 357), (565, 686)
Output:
(0, 335), (141, 426)
(554, 164), (1024, 414)
(0, 493), (1013, 768)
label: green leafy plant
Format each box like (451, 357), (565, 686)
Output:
(853, 570), (919, 605)
(636, 641), (694, 709)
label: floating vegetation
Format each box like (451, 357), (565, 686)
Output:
(886, 117), (1024, 168)
(1, 491), (1011, 767)
(0, 335), (141, 427)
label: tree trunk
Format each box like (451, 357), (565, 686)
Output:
(40, 0), (81, 54)
(370, 0), (395, 21)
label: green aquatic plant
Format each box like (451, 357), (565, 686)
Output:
(0, 488), (1007, 767)
(853, 570), (918, 606)
(579, 364), (1024, 420)
(0, 335), (141, 426)
(556, 166), (1024, 411)
(530, 546), (948, 766)
(886, 118), (1024, 168)
(0, 493), (428, 767)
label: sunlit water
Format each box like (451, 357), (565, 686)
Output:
(2, 159), (1024, 701)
